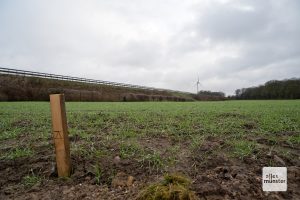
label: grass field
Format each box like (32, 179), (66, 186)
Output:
(0, 100), (299, 199)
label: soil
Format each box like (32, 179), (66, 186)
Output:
(0, 133), (299, 200)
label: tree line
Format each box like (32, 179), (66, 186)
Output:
(194, 90), (226, 101)
(233, 78), (300, 99)
(197, 90), (225, 97)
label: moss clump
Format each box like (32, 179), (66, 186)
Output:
(136, 173), (198, 200)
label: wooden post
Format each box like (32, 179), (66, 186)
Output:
(50, 94), (71, 177)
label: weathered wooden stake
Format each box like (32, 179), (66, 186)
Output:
(50, 94), (71, 177)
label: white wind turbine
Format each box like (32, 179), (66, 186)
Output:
(196, 77), (201, 94)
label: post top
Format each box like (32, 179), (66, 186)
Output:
(50, 94), (64, 96)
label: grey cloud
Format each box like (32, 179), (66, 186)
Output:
(105, 40), (164, 68)
(195, 1), (271, 41)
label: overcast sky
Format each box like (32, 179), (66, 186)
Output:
(0, 0), (299, 95)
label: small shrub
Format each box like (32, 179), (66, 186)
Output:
(120, 142), (141, 159)
(230, 140), (257, 159)
(287, 134), (300, 146)
(136, 173), (198, 200)
(2, 147), (33, 160)
(139, 150), (164, 173)
(22, 171), (41, 188)
(93, 164), (102, 185)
